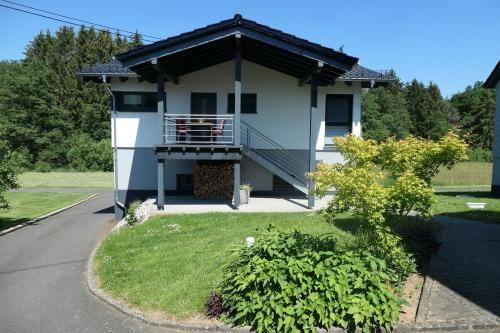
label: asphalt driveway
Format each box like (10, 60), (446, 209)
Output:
(0, 191), (169, 333)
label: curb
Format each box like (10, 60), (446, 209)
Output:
(0, 193), (100, 237)
(87, 233), (500, 333)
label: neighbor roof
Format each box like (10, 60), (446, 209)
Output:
(484, 60), (500, 88)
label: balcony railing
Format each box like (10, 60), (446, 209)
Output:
(163, 114), (235, 145)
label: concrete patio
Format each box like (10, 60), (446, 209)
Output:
(150, 195), (332, 215)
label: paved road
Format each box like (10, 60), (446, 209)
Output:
(417, 215), (500, 325)
(0, 191), (169, 333)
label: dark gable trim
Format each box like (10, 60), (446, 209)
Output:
(116, 15), (357, 72)
(484, 60), (500, 89)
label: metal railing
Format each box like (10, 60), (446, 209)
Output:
(240, 120), (309, 185)
(164, 114), (234, 145)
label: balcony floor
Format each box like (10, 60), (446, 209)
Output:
(155, 144), (242, 160)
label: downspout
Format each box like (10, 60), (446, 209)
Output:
(102, 75), (126, 214)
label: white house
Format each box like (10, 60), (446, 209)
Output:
(79, 15), (393, 219)
(484, 60), (500, 197)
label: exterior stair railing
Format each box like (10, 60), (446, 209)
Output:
(240, 120), (309, 193)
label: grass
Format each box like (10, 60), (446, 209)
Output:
(95, 212), (431, 318)
(435, 191), (500, 223)
(95, 212), (356, 317)
(19, 171), (113, 188)
(431, 162), (492, 187)
(0, 192), (92, 231)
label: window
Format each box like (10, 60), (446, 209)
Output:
(191, 93), (217, 114)
(325, 94), (352, 128)
(176, 174), (194, 194)
(115, 91), (157, 112)
(227, 93), (257, 114)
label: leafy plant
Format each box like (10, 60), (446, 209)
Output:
(125, 200), (141, 225)
(310, 131), (467, 280)
(221, 226), (401, 333)
(0, 128), (27, 208)
(240, 183), (252, 192)
(205, 291), (224, 319)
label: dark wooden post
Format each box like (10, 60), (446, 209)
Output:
(233, 33), (242, 207)
(308, 72), (318, 208)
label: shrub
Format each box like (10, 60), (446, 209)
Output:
(205, 291), (224, 319)
(0, 132), (26, 208)
(310, 130), (467, 280)
(33, 161), (52, 172)
(67, 134), (112, 171)
(221, 227), (400, 333)
(467, 148), (492, 162)
(124, 200), (141, 225)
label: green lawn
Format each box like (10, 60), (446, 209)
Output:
(431, 162), (492, 187)
(435, 192), (500, 223)
(19, 171), (113, 188)
(95, 212), (355, 317)
(95, 212), (432, 318)
(0, 192), (92, 231)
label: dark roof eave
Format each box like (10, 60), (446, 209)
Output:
(116, 16), (358, 72)
(484, 60), (500, 88)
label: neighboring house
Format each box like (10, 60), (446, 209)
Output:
(484, 60), (500, 196)
(78, 14), (393, 219)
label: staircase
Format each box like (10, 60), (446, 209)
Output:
(240, 121), (309, 194)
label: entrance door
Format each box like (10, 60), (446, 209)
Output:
(191, 93), (216, 114)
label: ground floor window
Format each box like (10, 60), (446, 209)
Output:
(176, 174), (194, 194)
(324, 94), (353, 145)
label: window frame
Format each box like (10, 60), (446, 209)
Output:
(325, 94), (353, 130)
(114, 91), (157, 112)
(227, 93), (257, 114)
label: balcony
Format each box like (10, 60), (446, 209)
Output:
(163, 114), (235, 145)
(156, 114), (241, 160)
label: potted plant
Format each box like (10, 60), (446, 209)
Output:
(240, 183), (252, 204)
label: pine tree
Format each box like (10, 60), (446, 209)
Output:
(451, 82), (496, 149)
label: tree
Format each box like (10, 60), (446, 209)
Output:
(0, 126), (26, 208)
(405, 80), (449, 140)
(362, 85), (411, 141)
(310, 131), (468, 280)
(450, 82), (496, 149)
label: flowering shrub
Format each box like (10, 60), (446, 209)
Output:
(220, 227), (400, 333)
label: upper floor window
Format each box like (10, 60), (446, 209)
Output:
(325, 94), (352, 130)
(227, 93), (257, 114)
(115, 91), (157, 112)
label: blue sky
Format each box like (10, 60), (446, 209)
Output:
(0, 0), (499, 97)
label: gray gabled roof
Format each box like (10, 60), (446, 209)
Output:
(78, 60), (392, 81)
(484, 60), (500, 88)
(78, 59), (137, 77)
(339, 64), (393, 81)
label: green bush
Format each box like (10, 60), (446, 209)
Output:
(66, 134), (112, 171)
(467, 148), (492, 162)
(33, 161), (52, 172)
(125, 200), (141, 225)
(221, 227), (400, 333)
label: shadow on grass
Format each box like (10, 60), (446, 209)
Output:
(435, 191), (500, 224)
(0, 217), (31, 232)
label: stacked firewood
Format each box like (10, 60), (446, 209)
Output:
(194, 161), (234, 200)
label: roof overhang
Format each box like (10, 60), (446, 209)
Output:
(484, 60), (500, 89)
(115, 15), (359, 86)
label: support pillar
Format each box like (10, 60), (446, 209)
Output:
(233, 33), (242, 208)
(308, 73), (318, 208)
(157, 159), (165, 209)
(233, 161), (241, 207)
(155, 63), (166, 209)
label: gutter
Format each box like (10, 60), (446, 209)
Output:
(102, 75), (126, 214)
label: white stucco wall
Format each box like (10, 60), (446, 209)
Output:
(110, 60), (362, 150)
(110, 60), (363, 192)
